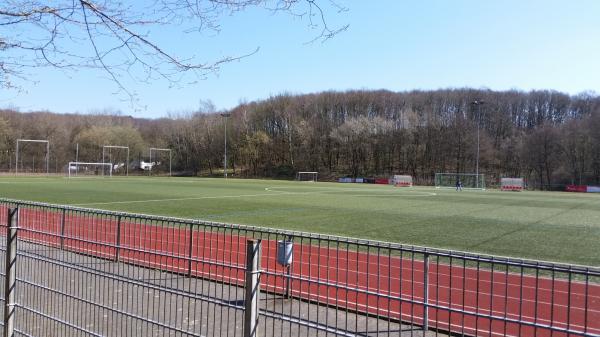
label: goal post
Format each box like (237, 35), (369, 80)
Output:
(102, 145), (129, 176)
(435, 173), (485, 190)
(500, 177), (525, 191)
(67, 162), (112, 178)
(15, 139), (50, 175)
(296, 171), (318, 182)
(390, 175), (413, 187)
(149, 147), (172, 176)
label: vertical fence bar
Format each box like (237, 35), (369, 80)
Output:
(423, 252), (430, 333)
(187, 223), (194, 277)
(4, 207), (18, 337)
(60, 208), (66, 249)
(114, 215), (122, 262)
(244, 239), (261, 337)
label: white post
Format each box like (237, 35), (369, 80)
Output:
(46, 141), (49, 174)
(102, 146), (106, 176)
(126, 147), (129, 176)
(75, 143), (79, 176)
(224, 119), (227, 178)
(15, 142), (18, 175)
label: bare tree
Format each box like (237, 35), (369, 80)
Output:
(0, 1), (348, 101)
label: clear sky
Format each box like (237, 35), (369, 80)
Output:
(1, 0), (599, 118)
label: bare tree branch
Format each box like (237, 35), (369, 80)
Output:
(0, 1), (347, 108)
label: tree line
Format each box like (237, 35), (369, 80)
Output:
(1, 88), (599, 188)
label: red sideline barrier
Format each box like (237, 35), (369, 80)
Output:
(566, 185), (587, 193)
(501, 185), (523, 191)
(374, 178), (389, 184)
(1, 205), (599, 337)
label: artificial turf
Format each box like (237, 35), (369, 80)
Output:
(0, 176), (598, 266)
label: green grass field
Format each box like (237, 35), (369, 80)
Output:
(1, 176), (599, 266)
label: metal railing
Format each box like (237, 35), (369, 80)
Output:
(0, 198), (599, 337)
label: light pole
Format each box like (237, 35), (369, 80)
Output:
(471, 100), (485, 188)
(221, 113), (232, 178)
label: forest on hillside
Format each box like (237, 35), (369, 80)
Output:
(1, 89), (599, 188)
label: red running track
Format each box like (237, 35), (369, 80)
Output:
(2, 206), (599, 337)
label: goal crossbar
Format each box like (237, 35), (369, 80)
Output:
(149, 147), (172, 176)
(16, 139), (50, 175)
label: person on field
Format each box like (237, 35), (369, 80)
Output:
(456, 179), (463, 191)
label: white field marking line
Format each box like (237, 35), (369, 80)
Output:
(62, 176), (208, 184)
(0, 180), (69, 184)
(70, 191), (299, 206)
(265, 186), (437, 197)
(72, 187), (436, 206)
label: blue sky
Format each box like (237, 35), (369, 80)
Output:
(1, 0), (599, 118)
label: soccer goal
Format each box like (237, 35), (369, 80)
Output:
(67, 162), (112, 178)
(500, 177), (525, 191)
(16, 139), (50, 175)
(435, 173), (485, 190)
(149, 147), (172, 176)
(391, 175), (413, 187)
(102, 145), (129, 176)
(297, 171), (318, 182)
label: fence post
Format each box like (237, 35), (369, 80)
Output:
(59, 208), (66, 249)
(114, 215), (122, 262)
(423, 252), (430, 333)
(244, 239), (261, 337)
(4, 207), (19, 337)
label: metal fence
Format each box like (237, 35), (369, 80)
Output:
(0, 198), (599, 337)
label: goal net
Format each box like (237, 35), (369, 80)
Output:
(390, 175), (413, 187)
(435, 173), (485, 190)
(296, 171), (318, 182)
(68, 162), (112, 178)
(500, 177), (525, 191)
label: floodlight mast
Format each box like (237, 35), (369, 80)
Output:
(149, 147), (172, 176)
(102, 145), (130, 176)
(15, 139), (50, 175)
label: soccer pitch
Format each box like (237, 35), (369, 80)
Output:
(0, 176), (598, 266)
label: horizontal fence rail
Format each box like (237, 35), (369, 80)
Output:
(0, 197), (599, 337)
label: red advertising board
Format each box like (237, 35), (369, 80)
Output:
(565, 185), (587, 193)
